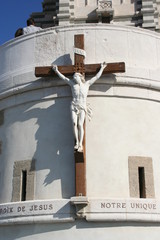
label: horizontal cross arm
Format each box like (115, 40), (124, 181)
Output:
(35, 62), (125, 77)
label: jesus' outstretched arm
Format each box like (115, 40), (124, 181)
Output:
(87, 62), (107, 86)
(52, 64), (72, 86)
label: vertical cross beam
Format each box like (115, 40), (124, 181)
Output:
(74, 35), (86, 196)
(74, 35), (85, 75)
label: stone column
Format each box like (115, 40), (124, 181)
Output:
(58, 0), (71, 25)
(141, 0), (156, 29)
(31, 0), (58, 28)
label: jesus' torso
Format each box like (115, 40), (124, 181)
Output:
(71, 82), (89, 107)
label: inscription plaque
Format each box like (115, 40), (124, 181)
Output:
(1, 198), (160, 225)
(78, 198), (160, 222)
(0, 200), (74, 225)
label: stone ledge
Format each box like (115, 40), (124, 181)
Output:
(71, 197), (89, 218)
(1, 67), (160, 103)
(0, 199), (75, 225)
(2, 76), (160, 112)
(84, 198), (160, 222)
(70, 196), (89, 205)
(1, 198), (160, 224)
(0, 215), (74, 226)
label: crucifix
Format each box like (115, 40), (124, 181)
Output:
(35, 34), (125, 197)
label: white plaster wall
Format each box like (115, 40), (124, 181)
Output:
(1, 221), (160, 240)
(86, 91), (160, 198)
(74, 0), (97, 19)
(113, 0), (135, 16)
(1, 25), (160, 90)
(0, 34), (35, 78)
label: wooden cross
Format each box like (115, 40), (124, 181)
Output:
(35, 34), (125, 197)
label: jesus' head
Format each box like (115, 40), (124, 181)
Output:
(73, 73), (85, 84)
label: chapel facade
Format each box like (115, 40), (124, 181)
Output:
(0, 0), (160, 239)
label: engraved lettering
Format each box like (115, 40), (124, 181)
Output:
(148, 204), (152, 209)
(101, 203), (105, 208)
(122, 203), (126, 208)
(18, 206), (25, 212)
(0, 207), (13, 214)
(153, 204), (156, 210)
(100, 202), (126, 209)
(106, 203), (111, 208)
(17, 207), (21, 212)
(49, 204), (53, 210)
(136, 203), (140, 208)
(30, 205), (33, 211)
(22, 206), (25, 212)
(143, 204), (147, 210)
(39, 205), (43, 210)
(29, 204), (53, 211)
(117, 203), (121, 208)
(0, 207), (14, 214)
(130, 202), (156, 210)
(44, 205), (47, 210)
(34, 205), (38, 211)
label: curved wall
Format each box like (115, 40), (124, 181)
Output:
(0, 24), (160, 206)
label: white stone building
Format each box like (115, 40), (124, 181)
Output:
(32, 0), (160, 30)
(1, 0), (160, 239)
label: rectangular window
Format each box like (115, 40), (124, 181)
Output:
(0, 141), (2, 154)
(12, 160), (35, 202)
(21, 170), (27, 201)
(138, 167), (146, 198)
(0, 110), (4, 126)
(128, 156), (155, 198)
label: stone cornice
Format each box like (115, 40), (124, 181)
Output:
(0, 198), (160, 225)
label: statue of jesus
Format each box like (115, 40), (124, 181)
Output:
(52, 62), (107, 152)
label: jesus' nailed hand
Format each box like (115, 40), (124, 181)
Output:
(52, 62), (107, 152)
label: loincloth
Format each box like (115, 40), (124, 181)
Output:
(71, 101), (92, 121)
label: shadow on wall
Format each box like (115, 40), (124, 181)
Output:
(0, 221), (159, 240)
(52, 54), (72, 66)
(3, 87), (75, 199)
(26, 99), (75, 198)
(89, 73), (116, 94)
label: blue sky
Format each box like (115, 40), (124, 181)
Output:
(0, 0), (42, 45)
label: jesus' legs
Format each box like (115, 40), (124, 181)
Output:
(71, 110), (79, 149)
(78, 110), (86, 152)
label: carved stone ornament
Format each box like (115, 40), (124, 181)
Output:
(98, 0), (112, 10)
